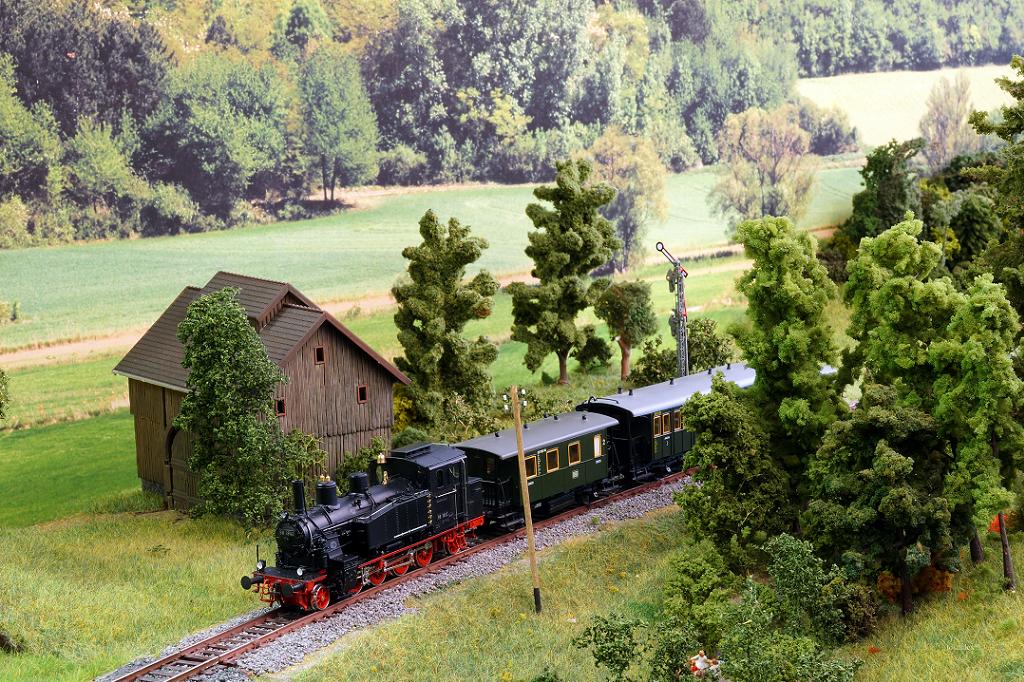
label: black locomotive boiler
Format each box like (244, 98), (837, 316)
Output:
(242, 442), (483, 611)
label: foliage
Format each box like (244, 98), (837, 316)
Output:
(391, 426), (428, 449)
(509, 159), (621, 385)
(571, 613), (643, 682)
(299, 43), (379, 200)
(587, 127), (667, 271)
(920, 73), (984, 174)
(594, 280), (659, 381)
(732, 216), (839, 489)
(764, 534), (846, 642)
(796, 97), (859, 156)
(0, 367), (7, 422)
(676, 375), (790, 567)
(0, 196), (31, 249)
(377, 144), (429, 185)
(65, 118), (147, 217)
(140, 182), (202, 236)
(947, 191), (1004, 267)
(629, 337), (676, 386)
(571, 325), (614, 373)
(711, 105), (816, 231)
(142, 53), (290, 218)
(175, 287), (324, 525)
(661, 537), (736, 649)
(686, 317), (736, 373)
(843, 139), (923, 242)
(392, 209), (499, 426)
(271, 0), (332, 61)
(335, 436), (385, 494)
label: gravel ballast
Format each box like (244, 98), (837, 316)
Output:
(98, 478), (687, 682)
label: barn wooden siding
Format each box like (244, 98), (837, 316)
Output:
(128, 380), (200, 508)
(277, 325), (394, 475)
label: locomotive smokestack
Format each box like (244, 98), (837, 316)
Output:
(316, 479), (339, 507)
(292, 480), (306, 513)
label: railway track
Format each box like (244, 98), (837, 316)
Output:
(108, 472), (686, 682)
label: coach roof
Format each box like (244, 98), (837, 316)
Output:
(456, 411), (619, 460)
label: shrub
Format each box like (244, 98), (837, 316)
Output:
(378, 143), (429, 185)
(662, 538), (737, 649)
(141, 182), (201, 236)
(630, 337), (676, 386)
(29, 205), (74, 244)
(335, 436), (386, 494)
(392, 426), (429, 449)
(572, 613), (644, 682)
(571, 325), (613, 373)
(0, 196), (31, 249)
(796, 98), (859, 156)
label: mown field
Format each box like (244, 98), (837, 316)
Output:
(0, 167), (858, 352)
(797, 63), (1014, 147)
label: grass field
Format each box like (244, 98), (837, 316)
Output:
(797, 63), (1014, 147)
(0, 167), (858, 352)
(2, 352), (127, 428)
(0, 411), (136, 527)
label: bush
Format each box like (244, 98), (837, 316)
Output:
(816, 230), (857, 283)
(378, 143), (429, 185)
(0, 196), (31, 249)
(392, 426), (429, 449)
(335, 436), (386, 494)
(29, 205), (74, 244)
(571, 325), (613, 373)
(141, 182), (201, 236)
(630, 337), (677, 386)
(662, 537), (737, 649)
(572, 613), (644, 682)
(796, 98), (859, 156)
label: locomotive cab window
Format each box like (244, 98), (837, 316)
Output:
(314, 346), (325, 364)
(546, 448), (560, 472)
(356, 384), (368, 403)
(275, 399), (286, 416)
(525, 455), (538, 479)
(568, 441), (581, 466)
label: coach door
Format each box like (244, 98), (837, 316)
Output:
(651, 411), (673, 460)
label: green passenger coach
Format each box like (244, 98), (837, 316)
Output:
(456, 411), (620, 529)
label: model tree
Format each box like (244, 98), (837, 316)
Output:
(393, 209), (499, 425)
(843, 139), (923, 241)
(509, 159), (621, 385)
(919, 73), (983, 174)
(594, 280), (658, 381)
(0, 367), (8, 422)
(733, 216), (840, 486)
(175, 287), (323, 525)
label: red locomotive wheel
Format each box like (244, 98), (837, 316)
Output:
(391, 561), (410, 576)
(368, 569), (387, 586)
(310, 584), (330, 611)
(414, 545), (433, 567)
(347, 581), (363, 596)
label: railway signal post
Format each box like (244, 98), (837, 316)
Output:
(656, 241), (689, 377)
(506, 385), (543, 613)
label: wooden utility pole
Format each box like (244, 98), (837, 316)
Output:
(999, 512), (1017, 591)
(509, 385), (542, 613)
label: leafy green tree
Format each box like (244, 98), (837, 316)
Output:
(271, 0), (332, 60)
(0, 54), (64, 203)
(143, 53), (290, 218)
(393, 210), (499, 425)
(65, 119), (146, 214)
(920, 73), (983, 174)
(299, 44), (379, 201)
(629, 337), (676, 386)
(0, 367), (9, 422)
(687, 317), (735, 373)
(710, 105), (816, 232)
(969, 55), (1024, 231)
(803, 383), (952, 615)
(175, 288), (324, 525)
(509, 159), (621, 384)
(948, 191), (1004, 266)
(572, 613), (644, 682)
(677, 375), (791, 566)
(594, 280), (658, 381)
(843, 139), (923, 242)
(587, 127), (667, 271)
(733, 216), (840, 486)
(841, 215), (962, 407)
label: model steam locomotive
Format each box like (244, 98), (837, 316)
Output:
(241, 363), (756, 611)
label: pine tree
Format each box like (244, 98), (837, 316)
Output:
(509, 159), (621, 384)
(393, 210), (499, 425)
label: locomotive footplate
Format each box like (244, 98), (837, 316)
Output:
(243, 566), (330, 611)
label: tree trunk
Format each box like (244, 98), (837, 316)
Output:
(999, 512), (1017, 591)
(900, 557), (913, 616)
(970, 530), (985, 565)
(557, 352), (569, 385)
(321, 158), (329, 203)
(618, 338), (631, 381)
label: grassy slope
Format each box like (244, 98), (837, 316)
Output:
(0, 411), (136, 527)
(797, 64), (1014, 147)
(0, 167), (859, 351)
(292, 510), (690, 682)
(2, 352), (127, 428)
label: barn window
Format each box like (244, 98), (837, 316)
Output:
(314, 346), (325, 364)
(525, 455), (538, 479)
(568, 441), (581, 466)
(275, 399), (286, 416)
(357, 384), (368, 403)
(546, 448), (560, 472)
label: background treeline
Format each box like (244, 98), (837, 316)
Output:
(0, 0), (1017, 247)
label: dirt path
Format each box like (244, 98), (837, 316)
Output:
(0, 245), (762, 370)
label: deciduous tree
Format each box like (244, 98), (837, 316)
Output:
(920, 73), (983, 174)
(843, 139), (923, 242)
(587, 128), (667, 271)
(65, 119), (146, 214)
(710, 105), (816, 232)
(686, 317), (735, 373)
(509, 159), (621, 384)
(299, 44), (379, 201)
(0, 367), (9, 422)
(594, 280), (658, 381)
(393, 210), (499, 425)
(175, 288), (324, 525)
(0, 54), (64, 204)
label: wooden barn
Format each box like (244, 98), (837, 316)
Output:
(113, 271), (409, 510)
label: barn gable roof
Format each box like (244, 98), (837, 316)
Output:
(113, 272), (409, 391)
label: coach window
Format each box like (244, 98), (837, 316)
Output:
(275, 399), (286, 416)
(314, 346), (325, 365)
(546, 448), (560, 473)
(673, 409), (682, 431)
(594, 434), (603, 459)
(568, 441), (581, 466)
(653, 412), (663, 437)
(525, 455), (538, 479)
(662, 412), (672, 435)
(357, 384), (368, 403)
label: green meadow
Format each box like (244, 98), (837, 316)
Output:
(0, 167), (858, 352)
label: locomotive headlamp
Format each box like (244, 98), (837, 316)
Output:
(256, 560), (266, 571)
(296, 567), (305, 577)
